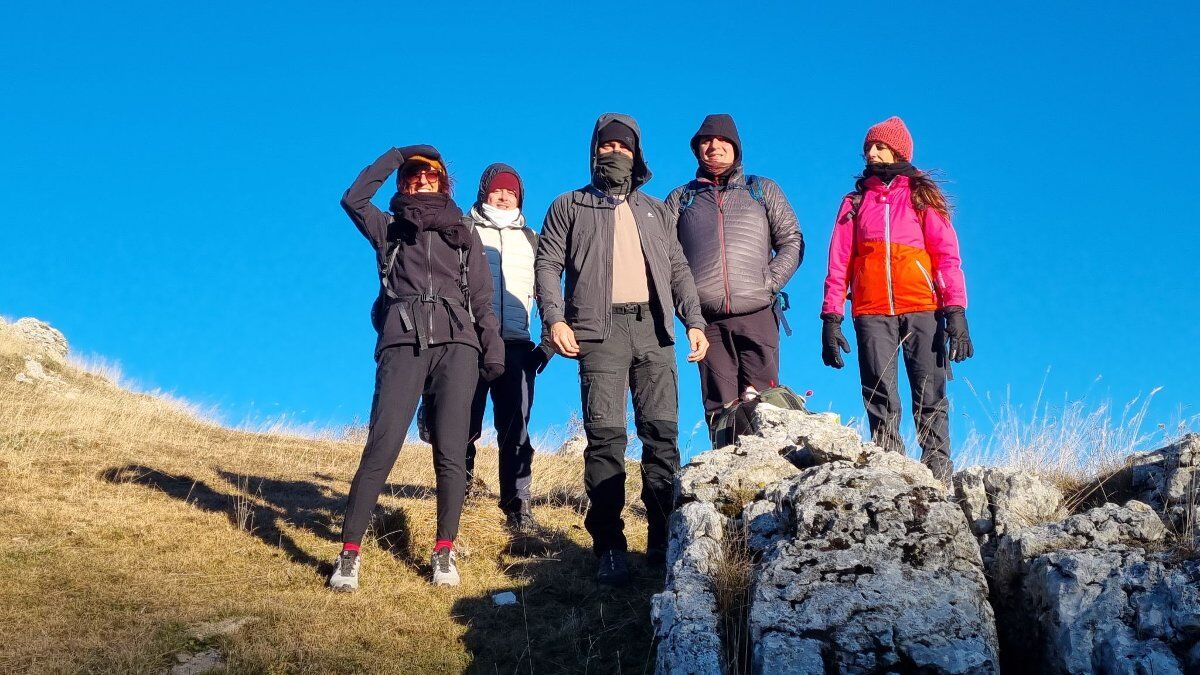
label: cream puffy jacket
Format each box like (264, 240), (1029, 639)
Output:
(469, 205), (538, 342)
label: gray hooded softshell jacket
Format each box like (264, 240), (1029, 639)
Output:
(535, 113), (705, 342)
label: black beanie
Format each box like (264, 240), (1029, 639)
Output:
(597, 120), (638, 154)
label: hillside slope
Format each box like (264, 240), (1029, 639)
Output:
(0, 319), (660, 673)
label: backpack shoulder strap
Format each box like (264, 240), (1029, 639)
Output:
(380, 238), (404, 299)
(745, 175), (766, 205)
(677, 181), (700, 211)
(844, 191), (864, 222)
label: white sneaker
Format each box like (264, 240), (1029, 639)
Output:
(431, 547), (460, 587)
(328, 550), (360, 592)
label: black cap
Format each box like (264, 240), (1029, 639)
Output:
(597, 120), (638, 154)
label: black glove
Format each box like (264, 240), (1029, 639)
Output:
(524, 343), (553, 374)
(821, 313), (851, 369)
(940, 306), (974, 362)
(481, 363), (505, 382)
(396, 144), (439, 161)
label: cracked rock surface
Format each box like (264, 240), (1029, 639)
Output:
(750, 463), (998, 674)
(653, 406), (999, 674)
(990, 500), (1199, 673)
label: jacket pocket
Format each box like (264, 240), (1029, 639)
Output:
(914, 259), (936, 298)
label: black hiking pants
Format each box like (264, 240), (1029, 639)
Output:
(341, 343), (478, 545)
(577, 303), (680, 556)
(853, 311), (952, 482)
(698, 304), (780, 423)
(466, 340), (538, 514)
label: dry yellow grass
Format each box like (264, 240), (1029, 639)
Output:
(0, 327), (662, 673)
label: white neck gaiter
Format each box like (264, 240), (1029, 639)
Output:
(480, 203), (522, 229)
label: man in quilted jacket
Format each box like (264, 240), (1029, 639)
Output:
(666, 114), (803, 429)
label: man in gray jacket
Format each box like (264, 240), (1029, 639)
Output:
(536, 113), (708, 585)
(666, 114), (803, 428)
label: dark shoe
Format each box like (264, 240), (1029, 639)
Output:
(596, 549), (631, 587)
(505, 508), (541, 537)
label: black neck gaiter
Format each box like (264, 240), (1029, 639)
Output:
(862, 161), (921, 184)
(593, 152), (634, 195)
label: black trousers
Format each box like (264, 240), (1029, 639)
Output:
(698, 304), (781, 420)
(341, 343), (478, 545)
(577, 304), (680, 555)
(853, 311), (952, 482)
(466, 340), (537, 514)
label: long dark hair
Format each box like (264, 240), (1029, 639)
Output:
(854, 168), (951, 219)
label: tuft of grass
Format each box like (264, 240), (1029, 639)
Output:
(713, 521), (753, 674)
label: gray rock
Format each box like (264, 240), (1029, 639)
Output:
(1122, 434), (1200, 542)
(1021, 548), (1200, 674)
(555, 433), (588, 455)
(993, 501), (1166, 591)
(953, 465), (1066, 565)
(651, 502), (726, 675)
(676, 438), (800, 509)
(990, 500), (1200, 672)
(749, 463), (999, 674)
(11, 318), (69, 360)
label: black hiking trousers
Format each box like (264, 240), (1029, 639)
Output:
(853, 311), (952, 482)
(341, 343), (478, 545)
(466, 340), (538, 514)
(698, 304), (781, 423)
(577, 303), (680, 556)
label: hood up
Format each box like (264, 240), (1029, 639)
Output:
(589, 112), (651, 193)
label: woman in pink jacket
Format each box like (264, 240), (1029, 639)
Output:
(819, 116), (973, 482)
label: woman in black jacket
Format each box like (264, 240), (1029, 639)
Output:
(330, 145), (505, 590)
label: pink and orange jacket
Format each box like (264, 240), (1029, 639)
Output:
(822, 175), (967, 318)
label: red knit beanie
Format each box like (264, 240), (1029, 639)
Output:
(863, 116), (914, 161)
(487, 171), (521, 200)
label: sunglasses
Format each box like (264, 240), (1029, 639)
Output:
(406, 168), (441, 182)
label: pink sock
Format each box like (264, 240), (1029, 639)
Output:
(433, 539), (454, 552)
(342, 542), (361, 553)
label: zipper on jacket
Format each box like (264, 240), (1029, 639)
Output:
(914, 259), (936, 301)
(884, 200), (895, 315)
(716, 188), (732, 314)
(426, 231), (435, 338)
(497, 230), (505, 337)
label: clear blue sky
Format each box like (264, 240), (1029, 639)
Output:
(3, 2), (1197, 462)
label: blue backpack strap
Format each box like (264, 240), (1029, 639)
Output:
(678, 182), (699, 210)
(745, 175), (765, 205)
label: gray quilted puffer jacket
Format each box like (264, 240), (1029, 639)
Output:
(666, 114), (803, 318)
(666, 167), (803, 317)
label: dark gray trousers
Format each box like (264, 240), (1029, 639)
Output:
(341, 343), (478, 545)
(698, 304), (781, 420)
(466, 340), (537, 514)
(577, 303), (680, 555)
(853, 311), (952, 481)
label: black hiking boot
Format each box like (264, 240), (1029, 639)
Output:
(596, 549), (631, 587)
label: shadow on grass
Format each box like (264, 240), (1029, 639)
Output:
(100, 465), (441, 578)
(452, 532), (663, 674)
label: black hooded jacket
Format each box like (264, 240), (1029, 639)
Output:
(666, 114), (803, 317)
(534, 113), (705, 342)
(341, 146), (503, 366)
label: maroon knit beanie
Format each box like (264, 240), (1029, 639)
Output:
(863, 116), (914, 161)
(487, 171), (521, 200)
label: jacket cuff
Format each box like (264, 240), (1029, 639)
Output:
(541, 309), (565, 327)
(685, 318), (707, 331)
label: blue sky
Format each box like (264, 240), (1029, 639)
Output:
(3, 2), (1198, 462)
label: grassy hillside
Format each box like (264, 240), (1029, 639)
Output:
(0, 325), (661, 673)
